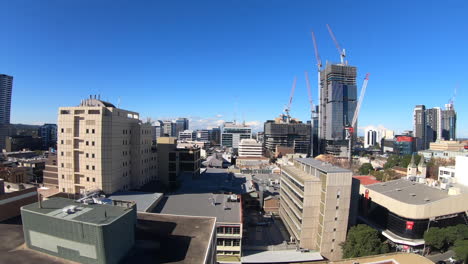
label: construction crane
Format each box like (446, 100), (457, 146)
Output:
(305, 71), (317, 157)
(326, 24), (346, 65)
(283, 76), (297, 123)
(345, 73), (370, 167)
(310, 31), (323, 157)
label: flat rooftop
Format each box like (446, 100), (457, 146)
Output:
(108, 191), (163, 212)
(296, 158), (351, 173)
(21, 197), (134, 225)
(365, 179), (450, 205)
(331, 252), (433, 264)
(154, 193), (241, 223)
(121, 212), (216, 264)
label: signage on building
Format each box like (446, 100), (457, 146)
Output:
(406, 221), (414, 230)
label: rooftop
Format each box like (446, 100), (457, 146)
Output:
(108, 191), (163, 212)
(21, 197), (134, 225)
(121, 212), (216, 264)
(331, 253), (433, 264)
(365, 179), (451, 205)
(353, 175), (381, 186)
(154, 193), (241, 223)
(296, 158), (352, 173)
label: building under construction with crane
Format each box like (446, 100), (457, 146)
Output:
(264, 115), (311, 157)
(263, 77), (312, 157)
(311, 25), (369, 158)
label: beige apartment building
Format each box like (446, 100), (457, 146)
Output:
(57, 97), (157, 194)
(280, 158), (352, 261)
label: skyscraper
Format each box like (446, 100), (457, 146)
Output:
(39, 123), (57, 150)
(0, 74), (13, 150)
(175, 118), (189, 137)
(413, 104), (457, 150)
(318, 63), (357, 156)
(364, 128), (377, 148)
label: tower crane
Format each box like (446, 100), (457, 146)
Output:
(305, 71), (317, 157)
(326, 24), (346, 65)
(283, 76), (297, 123)
(310, 31), (322, 156)
(345, 73), (370, 167)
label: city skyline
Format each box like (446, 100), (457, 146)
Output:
(1, 1), (467, 136)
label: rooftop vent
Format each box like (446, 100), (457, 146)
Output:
(424, 198), (431, 202)
(396, 188), (402, 191)
(410, 193), (416, 197)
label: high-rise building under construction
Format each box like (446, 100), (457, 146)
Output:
(264, 115), (311, 157)
(318, 63), (357, 156)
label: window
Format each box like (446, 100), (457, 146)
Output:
(333, 228), (336, 232)
(61, 140), (64, 144)
(61, 163), (64, 168)
(336, 206), (339, 210)
(331, 249), (334, 252)
(86, 153), (89, 158)
(92, 153), (95, 158)
(92, 141), (95, 146)
(335, 217), (338, 221)
(92, 129), (95, 134)
(86, 129), (89, 134)
(61, 152), (64, 156)
(233, 227), (240, 234)
(224, 240), (232, 246)
(62, 188), (65, 192)
(92, 165), (95, 170)
(332, 239), (335, 242)
(233, 240), (240, 246)
(86, 141), (89, 146)
(217, 240), (223, 246)
(61, 128), (64, 133)
(92, 178), (95, 182)
(86, 165), (89, 170)
(86, 177), (90, 182)
(61, 175), (65, 179)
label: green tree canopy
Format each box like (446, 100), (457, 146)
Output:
(453, 239), (468, 263)
(424, 227), (446, 250)
(359, 163), (374, 175)
(341, 224), (388, 259)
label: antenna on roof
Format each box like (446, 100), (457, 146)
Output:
(117, 97), (121, 108)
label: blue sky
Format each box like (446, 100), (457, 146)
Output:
(1, 0), (467, 136)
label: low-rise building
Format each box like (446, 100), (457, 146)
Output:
(238, 139), (263, 157)
(42, 150), (59, 189)
(418, 149), (468, 161)
(157, 137), (201, 189)
(157, 193), (243, 263)
(21, 197), (137, 264)
(357, 178), (468, 251)
(429, 140), (467, 151)
(279, 158), (353, 261)
(178, 130), (197, 141)
(0, 179), (38, 221)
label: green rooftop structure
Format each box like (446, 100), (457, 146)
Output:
(21, 197), (136, 264)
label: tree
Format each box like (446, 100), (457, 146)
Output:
(359, 163), (374, 175)
(424, 227), (446, 251)
(341, 224), (388, 258)
(453, 239), (468, 263)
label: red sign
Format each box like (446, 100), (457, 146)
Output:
(365, 189), (369, 199)
(464, 145), (468, 149)
(397, 136), (414, 142)
(406, 221), (414, 230)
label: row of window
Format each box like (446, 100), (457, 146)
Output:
(85, 129), (96, 134)
(216, 251), (240, 256)
(216, 226), (241, 234)
(216, 239), (240, 247)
